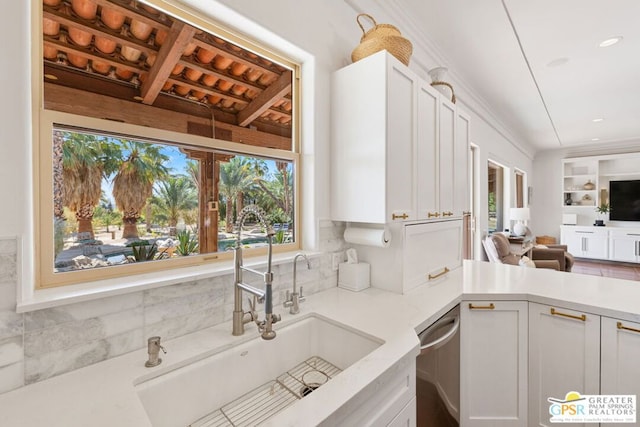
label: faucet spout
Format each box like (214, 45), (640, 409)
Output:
(284, 253), (311, 315)
(232, 205), (279, 340)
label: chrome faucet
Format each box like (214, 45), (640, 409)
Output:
(232, 205), (280, 340)
(284, 253), (310, 314)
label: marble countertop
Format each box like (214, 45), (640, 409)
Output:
(1, 260), (640, 426)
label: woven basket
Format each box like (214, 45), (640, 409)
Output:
(351, 13), (413, 66)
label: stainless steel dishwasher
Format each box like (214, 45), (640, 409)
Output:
(416, 304), (460, 427)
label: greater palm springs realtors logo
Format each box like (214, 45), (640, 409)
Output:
(548, 391), (636, 423)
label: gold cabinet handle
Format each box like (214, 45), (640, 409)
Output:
(442, 211), (453, 217)
(550, 307), (586, 322)
(617, 321), (640, 334)
(427, 267), (450, 280)
(469, 303), (495, 310)
(392, 213), (408, 220)
(428, 211), (440, 218)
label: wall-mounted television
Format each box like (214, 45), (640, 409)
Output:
(609, 180), (640, 221)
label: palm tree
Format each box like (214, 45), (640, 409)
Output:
(112, 140), (169, 239)
(150, 175), (198, 236)
(219, 157), (253, 233)
(61, 132), (107, 238)
(254, 161), (294, 221)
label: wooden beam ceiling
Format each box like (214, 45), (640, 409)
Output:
(141, 21), (197, 104)
(238, 70), (292, 127)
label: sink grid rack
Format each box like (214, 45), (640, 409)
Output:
(189, 356), (341, 427)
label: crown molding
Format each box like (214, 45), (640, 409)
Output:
(344, 0), (536, 160)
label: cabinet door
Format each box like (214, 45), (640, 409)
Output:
(403, 220), (462, 292)
(438, 99), (455, 217)
(601, 317), (640, 427)
(387, 61), (417, 222)
(610, 236), (640, 262)
(460, 301), (528, 426)
(528, 303), (600, 427)
(416, 82), (439, 220)
(454, 109), (470, 216)
(561, 229), (584, 256)
(583, 234), (608, 259)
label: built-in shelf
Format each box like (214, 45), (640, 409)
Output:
(600, 172), (640, 178)
(562, 153), (640, 220)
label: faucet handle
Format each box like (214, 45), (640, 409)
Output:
(284, 290), (293, 308)
(247, 296), (258, 321)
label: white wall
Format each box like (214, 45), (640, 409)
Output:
(532, 142), (640, 241)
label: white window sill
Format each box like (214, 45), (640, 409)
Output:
(17, 250), (319, 313)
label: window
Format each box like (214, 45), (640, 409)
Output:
(488, 161), (504, 233)
(515, 169), (525, 208)
(37, 0), (300, 287)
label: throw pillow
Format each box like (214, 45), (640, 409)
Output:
(519, 256), (536, 268)
(535, 244), (548, 249)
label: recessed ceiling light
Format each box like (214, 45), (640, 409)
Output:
(599, 36), (623, 48)
(592, 118), (604, 123)
(591, 138), (600, 141)
(547, 57), (569, 67)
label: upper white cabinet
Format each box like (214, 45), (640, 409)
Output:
(331, 51), (470, 224)
(331, 51), (417, 223)
(454, 109), (471, 215)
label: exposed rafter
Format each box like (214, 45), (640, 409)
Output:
(141, 21), (196, 105)
(238, 70), (292, 127)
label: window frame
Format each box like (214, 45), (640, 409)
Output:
(33, 0), (302, 289)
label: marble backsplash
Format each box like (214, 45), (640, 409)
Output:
(0, 220), (347, 394)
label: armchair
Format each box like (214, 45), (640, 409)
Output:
(531, 244), (574, 272)
(483, 233), (561, 271)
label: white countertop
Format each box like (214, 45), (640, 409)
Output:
(1, 260), (640, 427)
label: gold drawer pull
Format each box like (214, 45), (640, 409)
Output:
(442, 211), (453, 217)
(617, 321), (640, 334)
(428, 212), (440, 218)
(392, 213), (408, 220)
(428, 267), (450, 280)
(469, 303), (495, 310)
(550, 307), (586, 322)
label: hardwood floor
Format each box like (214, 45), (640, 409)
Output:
(572, 259), (640, 281)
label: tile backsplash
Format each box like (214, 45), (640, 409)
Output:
(0, 220), (347, 394)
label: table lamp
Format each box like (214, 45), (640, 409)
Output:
(511, 207), (530, 236)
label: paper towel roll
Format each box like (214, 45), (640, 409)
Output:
(344, 227), (391, 248)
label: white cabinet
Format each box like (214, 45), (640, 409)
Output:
(528, 303), (600, 427)
(331, 50), (417, 224)
(331, 50), (470, 224)
(357, 220), (462, 294)
(324, 353), (415, 426)
(609, 228), (640, 262)
(438, 99), (456, 217)
(561, 226), (608, 259)
(416, 80), (439, 220)
(416, 85), (469, 220)
(600, 317), (640, 427)
(454, 109), (471, 216)
(460, 301), (528, 426)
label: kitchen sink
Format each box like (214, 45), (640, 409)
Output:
(135, 313), (383, 427)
